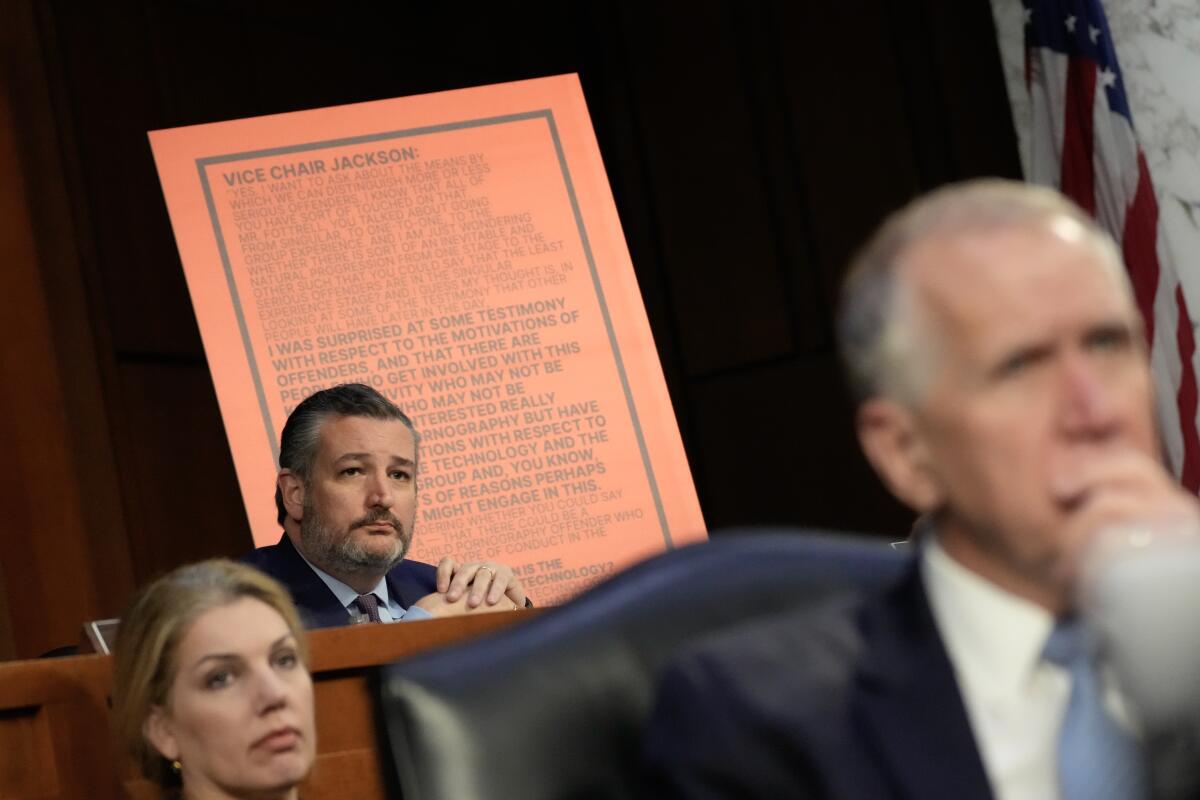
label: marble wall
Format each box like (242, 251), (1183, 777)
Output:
(990, 0), (1200, 309)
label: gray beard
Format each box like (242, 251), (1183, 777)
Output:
(298, 496), (409, 577)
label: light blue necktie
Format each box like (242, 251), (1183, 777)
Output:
(1042, 618), (1148, 800)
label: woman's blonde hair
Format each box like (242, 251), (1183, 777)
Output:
(110, 559), (307, 789)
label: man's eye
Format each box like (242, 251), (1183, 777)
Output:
(340, 467), (362, 476)
(998, 351), (1035, 377)
(1087, 327), (1132, 353)
(995, 344), (1050, 380)
(390, 470), (412, 481)
(206, 670), (234, 689)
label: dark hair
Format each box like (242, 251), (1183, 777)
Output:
(275, 383), (417, 524)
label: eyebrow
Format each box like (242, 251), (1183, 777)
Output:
(333, 452), (416, 467)
(1086, 319), (1136, 336)
(190, 633), (295, 670)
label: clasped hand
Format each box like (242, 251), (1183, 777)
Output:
(413, 558), (526, 616)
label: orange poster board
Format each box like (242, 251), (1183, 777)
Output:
(149, 74), (705, 602)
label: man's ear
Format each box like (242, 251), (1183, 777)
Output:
(144, 705), (179, 763)
(277, 470), (306, 522)
(856, 397), (944, 513)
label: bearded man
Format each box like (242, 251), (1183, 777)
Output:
(244, 383), (526, 627)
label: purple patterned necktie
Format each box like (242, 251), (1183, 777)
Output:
(354, 593), (382, 623)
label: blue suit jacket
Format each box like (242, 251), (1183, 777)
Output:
(242, 534), (438, 629)
(641, 560), (995, 799)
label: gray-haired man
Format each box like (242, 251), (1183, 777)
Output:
(643, 180), (1199, 799)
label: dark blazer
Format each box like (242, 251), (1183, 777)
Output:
(640, 561), (995, 799)
(242, 533), (438, 629)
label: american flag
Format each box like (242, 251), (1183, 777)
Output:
(1025, 0), (1200, 492)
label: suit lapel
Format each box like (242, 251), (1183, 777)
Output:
(1147, 721), (1200, 799)
(273, 535), (353, 629)
(852, 563), (995, 800)
(386, 562), (429, 610)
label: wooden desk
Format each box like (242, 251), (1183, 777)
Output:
(0, 611), (535, 799)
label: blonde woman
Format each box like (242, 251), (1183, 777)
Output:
(112, 560), (316, 800)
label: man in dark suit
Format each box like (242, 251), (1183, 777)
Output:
(642, 180), (1200, 799)
(244, 383), (526, 628)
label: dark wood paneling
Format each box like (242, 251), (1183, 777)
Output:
(618, 2), (795, 375)
(772, 1), (924, 313)
(690, 357), (911, 535)
(0, 47), (133, 656)
(4, 0), (135, 626)
(917, 0), (1023, 179)
(45, 4), (202, 357)
(0, 560), (10, 662)
(116, 362), (251, 581)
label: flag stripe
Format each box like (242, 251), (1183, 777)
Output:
(1092, 96), (1141, 240)
(1174, 285), (1200, 490)
(1060, 57), (1096, 213)
(1025, 0), (1200, 492)
(1122, 152), (1159, 344)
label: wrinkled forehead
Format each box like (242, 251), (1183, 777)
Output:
(898, 216), (1134, 323)
(315, 414), (417, 458)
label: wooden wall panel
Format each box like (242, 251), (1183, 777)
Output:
(771, 1), (924, 312)
(44, 5), (203, 357)
(2, 0), (132, 583)
(0, 52), (132, 657)
(617, 2), (795, 376)
(690, 357), (909, 533)
(917, 0), (1023, 179)
(116, 363), (252, 580)
(0, 558), (11, 662)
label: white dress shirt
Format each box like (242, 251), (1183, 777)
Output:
(922, 539), (1136, 800)
(923, 539), (1062, 800)
(296, 550), (432, 622)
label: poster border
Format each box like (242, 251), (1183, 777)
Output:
(194, 109), (674, 548)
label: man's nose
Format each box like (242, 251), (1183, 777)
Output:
(366, 471), (394, 507)
(1058, 353), (1122, 440)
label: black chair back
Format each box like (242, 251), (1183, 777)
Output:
(379, 529), (906, 800)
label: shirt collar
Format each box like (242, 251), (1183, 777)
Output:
(922, 536), (1055, 696)
(295, 547), (390, 611)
